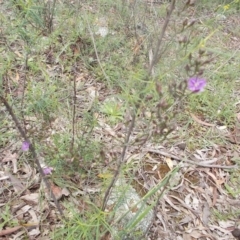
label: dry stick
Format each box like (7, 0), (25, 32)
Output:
(146, 149), (237, 169)
(101, 114), (136, 211)
(0, 96), (64, 217)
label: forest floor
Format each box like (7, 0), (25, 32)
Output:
(1, 0), (240, 239)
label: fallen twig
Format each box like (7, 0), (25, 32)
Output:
(146, 149), (237, 169)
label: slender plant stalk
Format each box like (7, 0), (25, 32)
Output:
(20, 52), (28, 134)
(46, 0), (57, 33)
(0, 96), (64, 218)
(87, 19), (112, 92)
(148, 0), (176, 75)
(101, 113), (136, 211)
(101, 0), (176, 213)
(70, 74), (77, 156)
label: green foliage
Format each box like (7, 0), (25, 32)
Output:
(1, 0), (240, 238)
(0, 205), (18, 230)
(25, 80), (60, 120)
(100, 99), (124, 124)
(52, 202), (111, 240)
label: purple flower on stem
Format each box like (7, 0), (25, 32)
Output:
(22, 141), (30, 151)
(42, 167), (53, 175)
(188, 76), (206, 93)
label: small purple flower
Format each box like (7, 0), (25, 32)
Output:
(188, 76), (206, 93)
(42, 167), (53, 175)
(22, 141), (30, 151)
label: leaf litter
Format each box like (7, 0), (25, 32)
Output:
(1, 2), (240, 240)
(1, 82), (239, 239)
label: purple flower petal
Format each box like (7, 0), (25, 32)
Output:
(22, 141), (30, 151)
(188, 77), (207, 93)
(42, 167), (53, 175)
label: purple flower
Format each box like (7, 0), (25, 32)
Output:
(188, 77), (206, 93)
(42, 167), (53, 175)
(22, 141), (30, 151)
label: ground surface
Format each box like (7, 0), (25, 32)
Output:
(1, 0), (240, 239)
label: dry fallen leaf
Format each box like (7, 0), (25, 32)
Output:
(62, 187), (70, 197)
(165, 157), (174, 170)
(202, 202), (210, 226)
(189, 112), (215, 127)
(5, 172), (26, 193)
(20, 193), (39, 205)
(182, 233), (192, 240)
(50, 183), (63, 200)
(2, 152), (19, 173)
(0, 226), (22, 237)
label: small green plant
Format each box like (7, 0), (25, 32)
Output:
(100, 99), (124, 125)
(0, 205), (18, 230)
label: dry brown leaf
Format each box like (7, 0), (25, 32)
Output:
(13, 230), (26, 240)
(28, 227), (41, 237)
(12, 72), (20, 83)
(5, 172), (25, 193)
(227, 124), (240, 144)
(97, 120), (116, 137)
(202, 202), (210, 226)
(189, 230), (202, 238)
(212, 186), (218, 206)
(62, 187), (70, 197)
(182, 233), (192, 240)
(28, 209), (39, 224)
(20, 193), (39, 205)
(2, 151), (18, 163)
(189, 112), (215, 127)
(165, 157), (174, 170)
(203, 170), (225, 187)
(179, 215), (193, 225)
(50, 183), (63, 200)
(0, 226), (22, 236)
